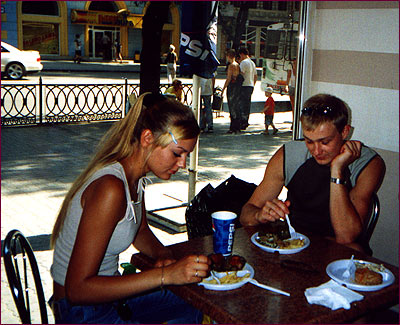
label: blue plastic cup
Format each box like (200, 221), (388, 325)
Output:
(211, 211), (237, 256)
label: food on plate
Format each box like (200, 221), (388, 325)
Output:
(256, 233), (305, 249)
(208, 253), (246, 272)
(258, 219), (290, 241)
(202, 271), (250, 285)
(354, 266), (383, 285)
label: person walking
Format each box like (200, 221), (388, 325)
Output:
(49, 93), (209, 324)
(165, 44), (178, 84)
(101, 34), (111, 61)
(114, 37), (123, 63)
(73, 34), (82, 64)
(199, 75), (215, 133)
(238, 47), (257, 130)
(222, 49), (242, 134)
(262, 87), (278, 135)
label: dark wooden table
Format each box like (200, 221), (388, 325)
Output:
(131, 226), (399, 324)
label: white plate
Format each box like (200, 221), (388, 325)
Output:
(251, 232), (310, 254)
(326, 259), (395, 292)
(198, 263), (254, 291)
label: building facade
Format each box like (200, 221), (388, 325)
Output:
(2, 1), (298, 65)
(1, 1), (180, 61)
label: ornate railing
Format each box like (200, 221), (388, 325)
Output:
(1, 78), (194, 127)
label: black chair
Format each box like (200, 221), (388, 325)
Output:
(360, 193), (380, 256)
(2, 229), (49, 324)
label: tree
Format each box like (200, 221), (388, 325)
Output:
(232, 2), (251, 51)
(140, 1), (170, 95)
(217, 2), (251, 52)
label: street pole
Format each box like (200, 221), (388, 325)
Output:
(188, 74), (201, 203)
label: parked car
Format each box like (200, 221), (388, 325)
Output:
(1, 42), (43, 80)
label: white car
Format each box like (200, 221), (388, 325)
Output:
(1, 41), (43, 80)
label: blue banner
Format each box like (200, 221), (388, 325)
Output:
(179, 1), (219, 78)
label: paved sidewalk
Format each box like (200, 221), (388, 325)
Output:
(1, 111), (292, 323)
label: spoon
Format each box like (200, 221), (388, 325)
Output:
(343, 254), (354, 278)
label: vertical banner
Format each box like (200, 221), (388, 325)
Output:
(180, 1), (219, 202)
(180, 1), (219, 78)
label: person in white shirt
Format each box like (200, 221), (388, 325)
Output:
(199, 75), (215, 133)
(238, 47), (257, 130)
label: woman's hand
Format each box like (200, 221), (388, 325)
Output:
(255, 199), (290, 223)
(163, 255), (210, 285)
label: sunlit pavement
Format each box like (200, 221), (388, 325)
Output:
(1, 76), (293, 323)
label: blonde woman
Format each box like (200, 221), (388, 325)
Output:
(49, 93), (209, 323)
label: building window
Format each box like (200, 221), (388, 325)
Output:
(88, 1), (118, 12)
(22, 1), (59, 16)
(22, 22), (59, 54)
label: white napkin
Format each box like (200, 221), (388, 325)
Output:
(304, 280), (363, 310)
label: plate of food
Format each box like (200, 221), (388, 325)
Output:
(326, 259), (395, 292)
(199, 254), (254, 291)
(251, 232), (310, 254)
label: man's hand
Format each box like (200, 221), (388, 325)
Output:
(331, 140), (361, 176)
(255, 199), (290, 223)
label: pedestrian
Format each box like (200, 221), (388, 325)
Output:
(164, 79), (183, 102)
(73, 34), (82, 64)
(262, 87), (278, 135)
(49, 93), (209, 324)
(199, 75), (215, 133)
(114, 37), (123, 63)
(165, 44), (177, 84)
(101, 33), (111, 61)
(238, 47), (257, 130)
(222, 49), (242, 134)
(286, 58), (297, 129)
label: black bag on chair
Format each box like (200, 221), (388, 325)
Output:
(185, 175), (257, 239)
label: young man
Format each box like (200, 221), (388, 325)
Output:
(240, 94), (385, 252)
(238, 47), (257, 130)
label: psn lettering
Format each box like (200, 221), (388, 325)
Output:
(180, 33), (209, 61)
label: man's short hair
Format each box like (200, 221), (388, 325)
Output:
(226, 49), (236, 58)
(238, 47), (249, 55)
(300, 94), (349, 132)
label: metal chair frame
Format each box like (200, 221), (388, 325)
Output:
(2, 229), (48, 324)
(364, 192), (380, 244)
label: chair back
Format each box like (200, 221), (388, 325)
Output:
(364, 192), (380, 243)
(2, 229), (49, 324)
(360, 193), (380, 255)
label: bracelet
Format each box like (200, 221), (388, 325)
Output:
(160, 265), (165, 289)
(331, 177), (346, 185)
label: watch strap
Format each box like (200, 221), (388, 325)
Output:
(331, 177), (346, 185)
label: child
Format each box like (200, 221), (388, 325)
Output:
(262, 87), (278, 135)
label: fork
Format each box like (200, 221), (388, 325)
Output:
(210, 271), (221, 284)
(280, 214), (296, 238)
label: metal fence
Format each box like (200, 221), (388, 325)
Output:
(1, 77), (194, 127)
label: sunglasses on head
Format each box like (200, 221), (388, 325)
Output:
(301, 106), (333, 116)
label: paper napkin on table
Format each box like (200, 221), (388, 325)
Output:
(304, 280), (363, 310)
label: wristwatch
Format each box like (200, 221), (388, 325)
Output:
(330, 177), (346, 185)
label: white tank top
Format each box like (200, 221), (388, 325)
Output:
(51, 162), (146, 286)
